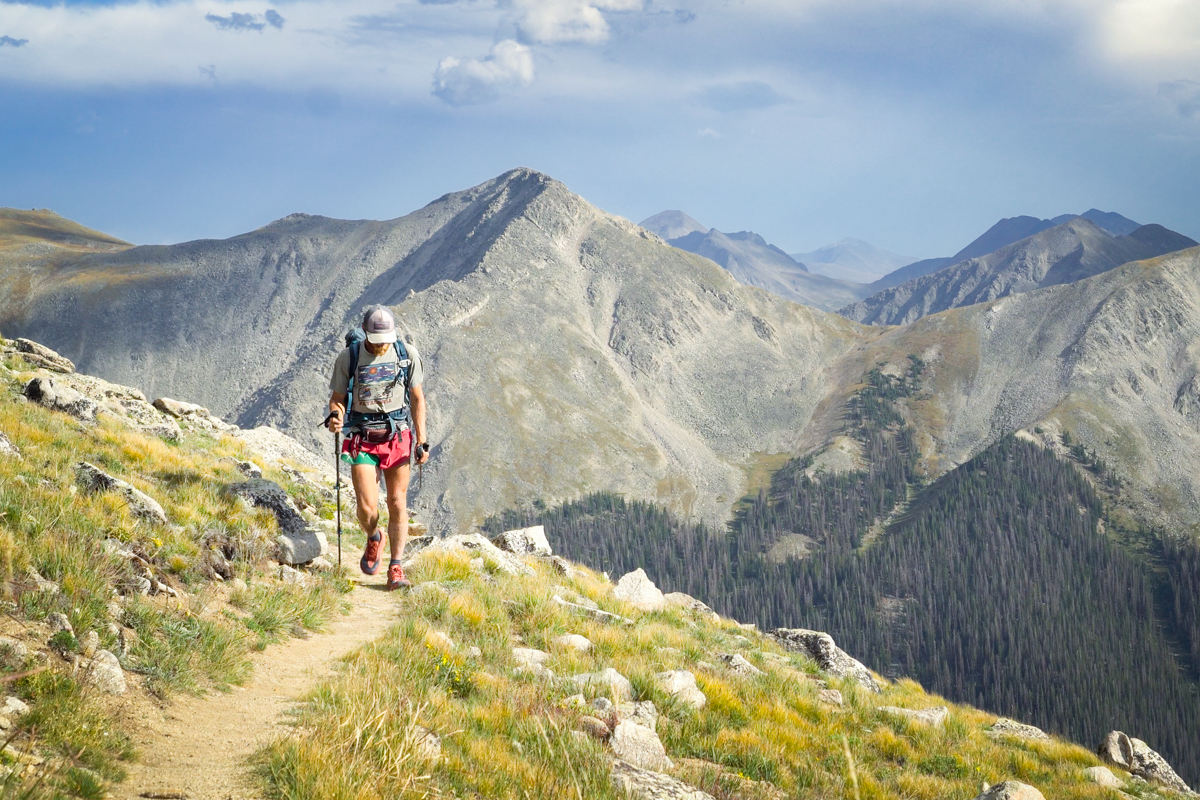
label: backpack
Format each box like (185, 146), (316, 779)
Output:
(343, 327), (412, 435)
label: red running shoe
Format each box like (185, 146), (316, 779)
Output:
(386, 562), (411, 591)
(360, 533), (383, 575)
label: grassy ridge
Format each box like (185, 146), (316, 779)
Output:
(260, 547), (1150, 800)
(0, 343), (349, 796)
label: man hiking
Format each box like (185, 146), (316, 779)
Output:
(326, 305), (429, 590)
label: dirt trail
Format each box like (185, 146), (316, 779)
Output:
(113, 553), (394, 800)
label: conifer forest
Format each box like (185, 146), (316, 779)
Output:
(487, 360), (1200, 784)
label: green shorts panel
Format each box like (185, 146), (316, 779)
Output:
(341, 451), (380, 467)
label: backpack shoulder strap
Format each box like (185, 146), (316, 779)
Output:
(346, 344), (360, 399)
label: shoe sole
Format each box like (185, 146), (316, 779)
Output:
(361, 537), (383, 575)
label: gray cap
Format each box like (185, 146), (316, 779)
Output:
(362, 305), (397, 344)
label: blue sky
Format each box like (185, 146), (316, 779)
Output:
(1, 0), (1198, 256)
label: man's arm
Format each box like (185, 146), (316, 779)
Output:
(410, 385), (428, 464)
(327, 391), (347, 433)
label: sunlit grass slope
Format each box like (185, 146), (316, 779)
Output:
(262, 547), (1153, 800)
(0, 341), (348, 796)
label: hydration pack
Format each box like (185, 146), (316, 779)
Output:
(342, 326), (412, 437)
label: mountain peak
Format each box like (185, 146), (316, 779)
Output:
(639, 210), (708, 241)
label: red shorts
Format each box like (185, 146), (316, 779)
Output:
(341, 428), (412, 470)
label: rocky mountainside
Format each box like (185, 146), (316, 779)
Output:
(791, 237), (915, 283)
(3, 173), (1200, 541)
(841, 218), (1198, 326)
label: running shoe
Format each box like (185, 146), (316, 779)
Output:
(360, 533), (383, 575)
(385, 562), (411, 591)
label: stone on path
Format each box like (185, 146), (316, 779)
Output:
(25, 377), (98, 422)
(76, 461), (168, 525)
(880, 705), (949, 727)
(572, 667), (633, 702)
(227, 478), (322, 565)
(655, 670), (707, 710)
(767, 628), (884, 692)
(490, 525), (552, 557)
(610, 720), (672, 771)
(1098, 731), (1192, 794)
(611, 758), (717, 800)
(972, 781), (1045, 800)
(612, 568), (666, 612)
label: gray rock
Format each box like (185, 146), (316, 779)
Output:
(24, 377), (97, 422)
(0, 431), (19, 459)
(490, 525), (552, 557)
(137, 421), (182, 442)
(818, 689), (843, 706)
(767, 628), (883, 692)
(277, 564), (308, 586)
(592, 697), (615, 715)
(579, 715), (611, 740)
(412, 725), (441, 762)
(662, 592), (713, 615)
(226, 479), (322, 565)
(655, 670), (706, 710)
(971, 780), (1045, 800)
(573, 668), (633, 702)
(26, 568), (59, 594)
(1, 697), (29, 717)
(1084, 766), (1124, 789)
(407, 533), (532, 576)
(552, 593), (631, 625)
(0, 638), (29, 659)
(235, 460), (263, 478)
(612, 568), (667, 612)
(611, 758), (717, 800)
(47, 612), (73, 635)
(617, 701), (659, 732)
(80, 631), (100, 658)
(153, 397), (210, 419)
(610, 720), (672, 771)
(86, 650), (126, 694)
(1098, 731), (1192, 794)
(14, 338), (74, 373)
(410, 581), (450, 602)
(989, 718), (1049, 741)
(75, 462), (168, 525)
(720, 653), (764, 677)
(880, 705), (949, 727)
(552, 633), (593, 652)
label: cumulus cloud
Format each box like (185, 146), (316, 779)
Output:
(206, 9), (285, 32)
(1159, 79), (1200, 118)
(0, 35), (29, 48)
(700, 81), (785, 112)
(514, 0), (642, 45)
(433, 39), (534, 105)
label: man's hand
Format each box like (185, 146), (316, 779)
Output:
(327, 414), (343, 434)
(415, 442), (430, 465)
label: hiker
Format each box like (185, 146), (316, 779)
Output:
(326, 305), (429, 590)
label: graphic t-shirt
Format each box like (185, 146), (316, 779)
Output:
(329, 341), (424, 415)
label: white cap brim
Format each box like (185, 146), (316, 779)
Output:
(365, 330), (397, 343)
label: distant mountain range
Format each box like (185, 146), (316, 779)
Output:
(791, 238), (915, 284)
(842, 219), (1197, 326)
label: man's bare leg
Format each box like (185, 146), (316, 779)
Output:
(382, 462), (412, 562)
(351, 463), (385, 573)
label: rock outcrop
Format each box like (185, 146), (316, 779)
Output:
(610, 758), (716, 800)
(971, 780), (1045, 800)
(612, 569), (667, 612)
(75, 462), (168, 525)
(25, 377), (98, 423)
(767, 628), (883, 691)
(226, 479), (325, 565)
(1098, 731), (1192, 794)
(490, 525), (552, 557)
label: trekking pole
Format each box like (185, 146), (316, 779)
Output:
(334, 429), (342, 569)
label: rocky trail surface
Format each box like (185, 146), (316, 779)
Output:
(113, 554), (393, 800)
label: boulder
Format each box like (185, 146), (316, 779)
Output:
(1098, 731), (1192, 794)
(512, 647), (553, 679)
(818, 689), (843, 706)
(75, 462), (168, 525)
(971, 781), (1045, 800)
(767, 628), (884, 692)
(572, 667), (633, 702)
(989, 718), (1049, 741)
(611, 758), (717, 800)
(0, 431), (19, 459)
(491, 525), (552, 557)
(663, 592), (714, 614)
(552, 633), (593, 652)
(15, 339), (74, 373)
(235, 460), (263, 479)
(24, 377), (97, 422)
(86, 650), (127, 695)
(579, 715), (611, 740)
(880, 705), (949, 727)
(1083, 766), (1123, 789)
(226, 479), (323, 565)
(153, 397), (211, 419)
(407, 533), (533, 576)
(617, 701), (659, 732)
(655, 670), (707, 710)
(612, 568), (666, 612)
(720, 653), (764, 677)
(610, 720), (672, 771)
(277, 564), (308, 586)
(552, 593), (631, 625)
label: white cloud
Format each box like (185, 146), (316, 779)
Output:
(433, 39), (534, 105)
(514, 0), (642, 44)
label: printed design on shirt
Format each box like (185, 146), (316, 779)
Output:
(357, 362), (399, 404)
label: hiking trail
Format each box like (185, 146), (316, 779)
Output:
(112, 552), (394, 800)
